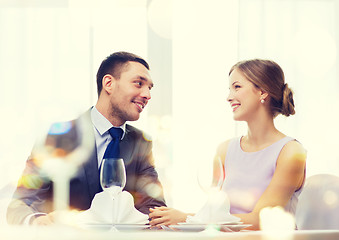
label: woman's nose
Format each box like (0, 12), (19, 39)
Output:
(227, 91), (233, 102)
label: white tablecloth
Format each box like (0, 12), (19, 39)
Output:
(1, 225), (339, 240)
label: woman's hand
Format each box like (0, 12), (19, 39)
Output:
(149, 206), (190, 227)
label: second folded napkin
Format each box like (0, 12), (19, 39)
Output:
(76, 190), (149, 225)
(186, 189), (240, 224)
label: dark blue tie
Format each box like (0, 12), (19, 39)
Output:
(103, 127), (123, 159)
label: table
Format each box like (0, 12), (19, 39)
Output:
(1, 225), (339, 240)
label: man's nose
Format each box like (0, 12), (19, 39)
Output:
(141, 87), (151, 100)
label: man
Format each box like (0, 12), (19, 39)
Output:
(7, 51), (166, 225)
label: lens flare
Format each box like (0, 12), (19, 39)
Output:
(18, 174), (43, 189)
(48, 122), (73, 135)
(260, 206), (295, 240)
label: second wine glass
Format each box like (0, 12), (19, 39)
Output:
(197, 156), (225, 194)
(100, 158), (126, 199)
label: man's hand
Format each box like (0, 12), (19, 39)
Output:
(149, 206), (191, 227)
(31, 212), (56, 226)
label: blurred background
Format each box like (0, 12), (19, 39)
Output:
(0, 0), (338, 225)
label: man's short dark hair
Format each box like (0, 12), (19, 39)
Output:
(96, 51), (150, 97)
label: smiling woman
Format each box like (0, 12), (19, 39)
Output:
(149, 59), (306, 230)
(222, 60), (305, 229)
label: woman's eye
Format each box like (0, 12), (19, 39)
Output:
(234, 85), (241, 89)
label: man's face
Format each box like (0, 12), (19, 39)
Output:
(109, 61), (153, 125)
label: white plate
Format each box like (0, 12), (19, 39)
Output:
(178, 220), (242, 225)
(113, 224), (150, 231)
(168, 223), (251, 232)
(220, 224), (252, 232)
(82, 224), (112, 231)
(82, 224), (149, 231)
(168, 224), (206, 232)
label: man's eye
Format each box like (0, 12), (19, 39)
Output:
(135, 81), (142, 87)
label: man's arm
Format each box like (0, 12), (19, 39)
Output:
(131, 140), (166, 214)
(7, 156), (52, 225)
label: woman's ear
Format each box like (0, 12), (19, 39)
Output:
(260, 90), (269, 101)
(102, 74), (114, 94)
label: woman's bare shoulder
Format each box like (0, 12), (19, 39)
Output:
(277, 139), (307, 167)
(281, 140), (306, 159)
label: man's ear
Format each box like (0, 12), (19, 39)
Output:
(102, 74), (115, 94)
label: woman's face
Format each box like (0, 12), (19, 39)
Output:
(227, 68), (263, 121)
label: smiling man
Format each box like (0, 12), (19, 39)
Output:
(7, 52), (166, 225)
(95, 52), (154, 126)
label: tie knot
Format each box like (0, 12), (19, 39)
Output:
(108, 127), (123, 140)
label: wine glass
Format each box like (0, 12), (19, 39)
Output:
(100, 158), (126, 199)
(197, 156), (225, 194)
(32, 113), (94, 223)
(196, 156), (229, 224)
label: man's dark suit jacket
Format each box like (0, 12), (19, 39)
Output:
(7, 110), (166, 224)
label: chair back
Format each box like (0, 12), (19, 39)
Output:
(295, 174), (339, 230)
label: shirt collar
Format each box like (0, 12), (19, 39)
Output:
(91, 106), (126, 139)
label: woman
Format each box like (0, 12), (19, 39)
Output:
(149, 59), (306, 230)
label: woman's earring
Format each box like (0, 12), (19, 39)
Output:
(261, 99), (265, 104)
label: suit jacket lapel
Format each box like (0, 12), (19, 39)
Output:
(78, 109), (101, 199)
(83, 148), (101, 198)
(120, 126), (134, 166)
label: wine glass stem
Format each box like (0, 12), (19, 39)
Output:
(112, 197), (117, 224)
(53, 176), (70, 222)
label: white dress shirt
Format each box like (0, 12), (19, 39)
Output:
(90, 106), (126, 168)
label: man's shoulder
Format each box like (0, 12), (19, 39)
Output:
(126, 124), (152, 142)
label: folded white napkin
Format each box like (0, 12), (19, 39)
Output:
(186, 189), (240, 224)
(76, 190), (149, 225)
